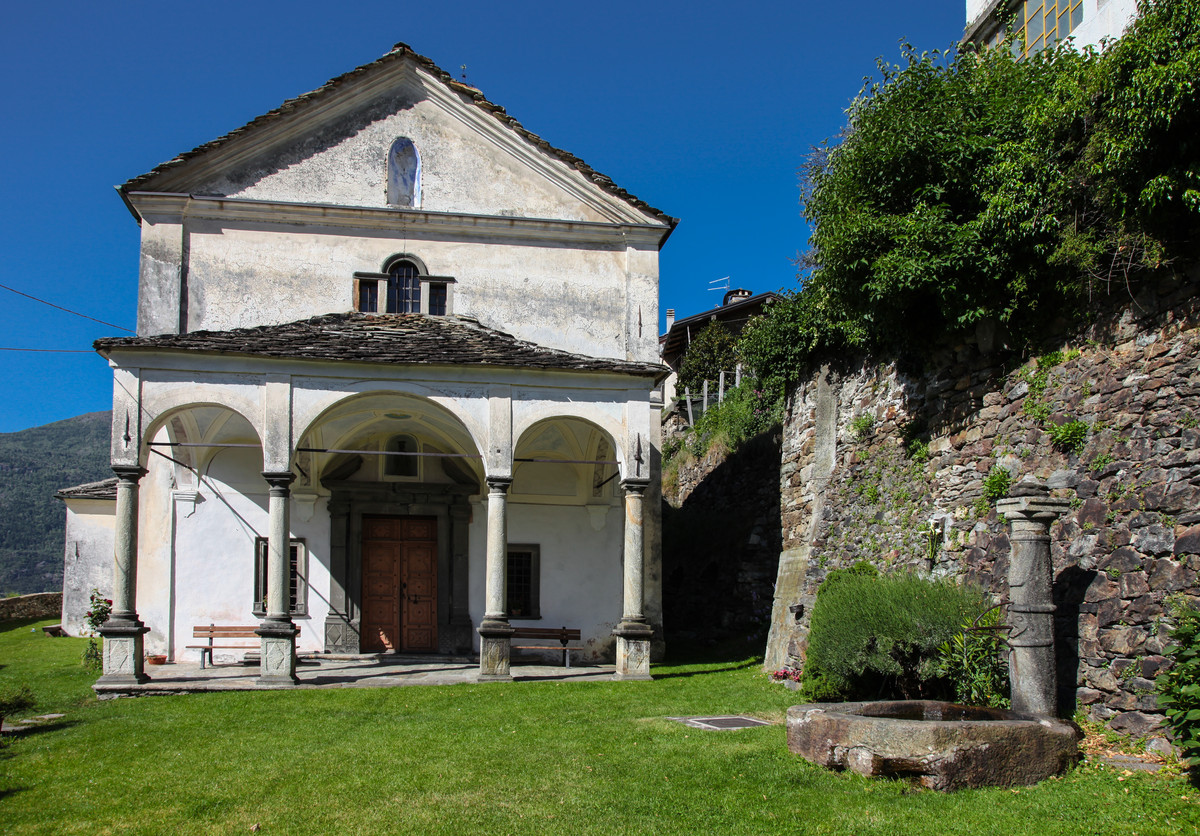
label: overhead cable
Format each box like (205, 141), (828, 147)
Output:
(0, 282), (134, 332)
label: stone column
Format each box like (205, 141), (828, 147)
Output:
(98, 465), (150, 685)
(478, 477), (514, 681)
(996, 481), (1070, 717)
(613, 478), (652, 680)
(257, 471), (299, 685)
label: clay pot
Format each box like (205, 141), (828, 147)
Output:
(146, 654), (167, 665)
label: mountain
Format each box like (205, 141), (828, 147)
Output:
(0, 412), (113, 594)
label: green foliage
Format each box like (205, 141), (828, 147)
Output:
(741, 0), (1200, 390)
(684, 383), (782, 460)
(850, 414), (876, 440)
(677, 321), (739, 394)
(0, 411), (113, 595)
(934, 607), (1011, 708)
(802, 570), (988, 701)
(982, 465), (1012, 502)
(81, 589), (112, 671)
(1158, 599), (1200, 766)
(1049, 419), (1090, 453)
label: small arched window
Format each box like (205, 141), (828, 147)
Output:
(385, 259), (421, 314)
(384, 433), (419, 478)
(387, 138), (420, 207)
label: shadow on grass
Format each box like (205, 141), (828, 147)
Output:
(656, 636), (764, 678)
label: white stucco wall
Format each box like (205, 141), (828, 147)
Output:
(468, 499), (624, 664)
(180, 222), (655, 362)
(61, 500), (116, 637)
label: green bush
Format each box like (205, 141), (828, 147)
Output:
(802, 570), (988, 702)
(934, 607), (1010, 708)
(1157, 598), (1200, 767)
(686, 382), (782, 460)
(678, 321), (739, 394)
(1049, 419), (1089, 453)
(739, 0), (1200, 390)
(982, 465), (1012, 502)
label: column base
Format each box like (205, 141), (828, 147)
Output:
(97, 618), (150, 684)
(323, 613), (359, 653)
(257, 620), (299, 686)
(613, 621), (653, 681)
(477, 619), (514, 681)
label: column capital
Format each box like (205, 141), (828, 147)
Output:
(620, 477), (650, 495)
(262, 470), (296, 495)
(112, 464), (147, 482)
(486, 476), (513, 494)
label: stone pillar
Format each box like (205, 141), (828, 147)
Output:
(449, 504), (473, 654)
(996, 481), (1070, 717)
(613, 478), (652, 680)
(98, 465), (150, 685)
(478, 477), (514, 681)
(257, 471), (299, 685)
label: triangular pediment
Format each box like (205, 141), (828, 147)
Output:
(122, 45), (673, 229)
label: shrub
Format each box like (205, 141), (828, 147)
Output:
(1158, 598), (1200, 767)
(850, 414), (875, 440)
(934, 607), (1010, 708)
(1049, 419), (1089, 453)
(686, 382), (782, 459)
(82, 589), (112, 671)
(678, 321), (739, 394)
(982, 465), (1012, 502)
(801, 570), (987, 701)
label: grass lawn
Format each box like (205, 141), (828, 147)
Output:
(2, 618), (1198, 835)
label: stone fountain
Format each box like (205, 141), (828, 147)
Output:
(787, 480), (1080, 790)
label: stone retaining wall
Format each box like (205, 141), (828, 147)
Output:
(0, 592), (63, 622)
(766, 268), (1200, 738)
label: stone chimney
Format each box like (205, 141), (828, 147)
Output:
(723, 288), (752, 306)
(665, 309), (675, 331)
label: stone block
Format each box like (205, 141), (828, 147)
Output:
(1076, 498), (1108, 528)
(1084, 576), (1120, 604)
(1099, 626), (1146, 656)
(1109, 711), (1163, 737)
(786, 701), (1078, 791)
(1139, 655), (1170, 679)
(1100, 547), (1143, 573)
(1118, 572), (1149, 599)
(1175, 525), (1200, 556)
(1076, 687), (1103, 705)
(1134, 524), (1175, 555)
(1148, 558), (1194, 592)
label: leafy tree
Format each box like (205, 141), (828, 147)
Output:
(677, 321), (739, 394)
(742, 0), (1200, 390)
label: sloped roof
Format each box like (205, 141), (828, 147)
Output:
(95, 312), (668, 379)
(56, 478), (118, 501)
(119, 42), (677, 230)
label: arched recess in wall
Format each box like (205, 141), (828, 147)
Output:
(387, 138), (421, 207)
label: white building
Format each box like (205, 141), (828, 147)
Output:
(964, 0), (1139, 54)
(63, 43), (675, 687)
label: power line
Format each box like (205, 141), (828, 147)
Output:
(0, 282), (134, 333)
(0, 347), (94, 353)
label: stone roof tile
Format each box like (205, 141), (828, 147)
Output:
(94, 313), (668, 379)
(56, 478), (118, 501)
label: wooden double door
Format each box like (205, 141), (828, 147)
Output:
(361, 515), (438, 653)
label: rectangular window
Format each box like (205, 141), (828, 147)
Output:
(356, 279), (379, 313)
(506, 545), (541, 619)
(428, 283), (447, 316)
(253, 538), (307, 616)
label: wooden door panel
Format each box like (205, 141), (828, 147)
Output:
(361, 515), (437, 654)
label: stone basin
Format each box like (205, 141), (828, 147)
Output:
(787, 700), (1079, 791)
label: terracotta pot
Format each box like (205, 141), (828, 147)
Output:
(146, 654), (167, 665)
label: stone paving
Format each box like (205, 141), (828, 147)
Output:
(94, 656), (619, 697)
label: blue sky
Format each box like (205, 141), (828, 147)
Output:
(0, 1), (965, 433)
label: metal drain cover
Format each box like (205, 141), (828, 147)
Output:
(668, 715), (772, 730)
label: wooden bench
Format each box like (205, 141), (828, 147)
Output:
(510, 626), (582, 667)
(187, 624), (300, 669)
